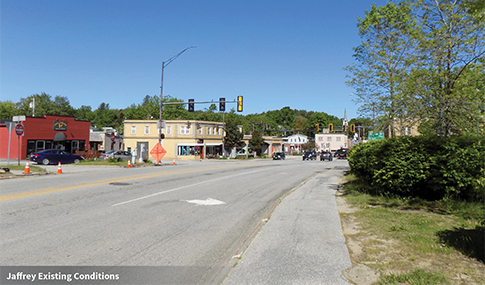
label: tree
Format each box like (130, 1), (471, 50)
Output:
(249, 130), (265, 156)
(92, 103), (121, 130)
(15, 92), (75, 117)
(0, 101), (18, 119)
(346, 1), (417, 137)
(405, 0), (485, 136)
(223, 121), (244, 156)
(75, 105), (95, 122)
(302, 141), (316, 152)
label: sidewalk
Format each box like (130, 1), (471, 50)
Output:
(222, 167), (352, 285)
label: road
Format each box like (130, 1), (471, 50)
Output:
(0, 157), (349, 284)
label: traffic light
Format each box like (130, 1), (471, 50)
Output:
(350, 124), (356, 133)
(237, 96), (243, 112)
(328, 123), (333, 133)
(315, 124), (319, 132)
(196, 122), (200, 129)
(219, 98), (225, 112)
(186, 121), (190, 128)
(343, 125), (347, 132)
(188, 99), (195, 112)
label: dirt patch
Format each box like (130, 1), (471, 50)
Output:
(335, 189), (485, 285)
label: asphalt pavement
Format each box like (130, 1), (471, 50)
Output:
(1, 157), (354, 284)
(221, 165), (352, 285)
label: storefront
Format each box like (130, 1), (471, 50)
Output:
(0, 115), (90, 160)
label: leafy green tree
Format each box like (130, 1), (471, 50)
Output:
(15, 92), (75, 117)
(249, 130), (265, 156)
(0, 101), (19, 119)
(345, 1), (417, 137)
(75, 105), (95, 122)
(224, 120), (244, 154)
(405, 0), (485, 136)
(92, 103), (121, 130)
(302, 141), (316, 152)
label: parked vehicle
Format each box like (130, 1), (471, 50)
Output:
(302, 151), (317, 160)
(272, 152), (286, 160)
(30, 149), (84, 165)
(236, 149), (255, 158)
(320, 150), (333, 161)
(102, 150), (132, 160)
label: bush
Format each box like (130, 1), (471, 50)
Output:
(348, 135), (485, 202)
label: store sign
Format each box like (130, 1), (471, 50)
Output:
(53, 120), (68, 131)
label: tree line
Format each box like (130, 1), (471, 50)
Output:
(0, 93), (345, 137)
(345, 0), (484, 137)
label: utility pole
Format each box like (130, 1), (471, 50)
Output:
(159, 46), (196, 145)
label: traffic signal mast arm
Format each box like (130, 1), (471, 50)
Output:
(161, 99), (237, 106)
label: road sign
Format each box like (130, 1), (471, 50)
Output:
(368, 131), (384, 141)
(12, 115), (26, 122)
(110, 132), (115, 142)
(15, 123), (24, 136)
(150, 143), (167, 163)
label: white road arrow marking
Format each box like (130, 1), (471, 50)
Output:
(185, 198), (226, 206)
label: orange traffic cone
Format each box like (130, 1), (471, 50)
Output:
(57, 162), (62, 174)
(127, 160), (131, 168)
(172, 159), (176, 165)
(24, 160), (30, 174)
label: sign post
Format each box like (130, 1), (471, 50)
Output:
(14, 123), (25, 166)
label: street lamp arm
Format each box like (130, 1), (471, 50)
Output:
(163, 46), (197, 68)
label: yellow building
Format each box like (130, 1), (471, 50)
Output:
(123, 119), (226, 162)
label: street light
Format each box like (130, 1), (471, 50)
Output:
(159, 46), (196, 144)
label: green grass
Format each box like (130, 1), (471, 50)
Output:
(0, 164), (47, 173)
(378, 268), (449, 285)
(341, 173), (485, 284)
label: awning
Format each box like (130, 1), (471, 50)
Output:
(53, 132), (66, 141)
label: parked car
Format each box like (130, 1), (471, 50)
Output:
(302, 151), (317, 161)
(320, 150), (333, 161)
(30, 149), (84, 165)
(272, 152), (286, 160)
(102, 150), (132, 160)
(236, 149), (255, 158)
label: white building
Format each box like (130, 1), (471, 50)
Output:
(315, 132), (348, 152)
(282, 134), (308, 153)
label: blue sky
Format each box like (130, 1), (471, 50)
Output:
(1, 0), (389, 120)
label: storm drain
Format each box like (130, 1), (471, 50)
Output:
(109, 182), (132, 186)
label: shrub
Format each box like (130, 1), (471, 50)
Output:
(348, 135), (485, 202)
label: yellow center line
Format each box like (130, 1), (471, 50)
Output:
(0, 164), (256, 202)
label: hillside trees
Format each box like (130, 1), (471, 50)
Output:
(1, 93), (349, 137)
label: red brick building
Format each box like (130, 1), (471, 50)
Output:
(0, 115), (90, 160)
